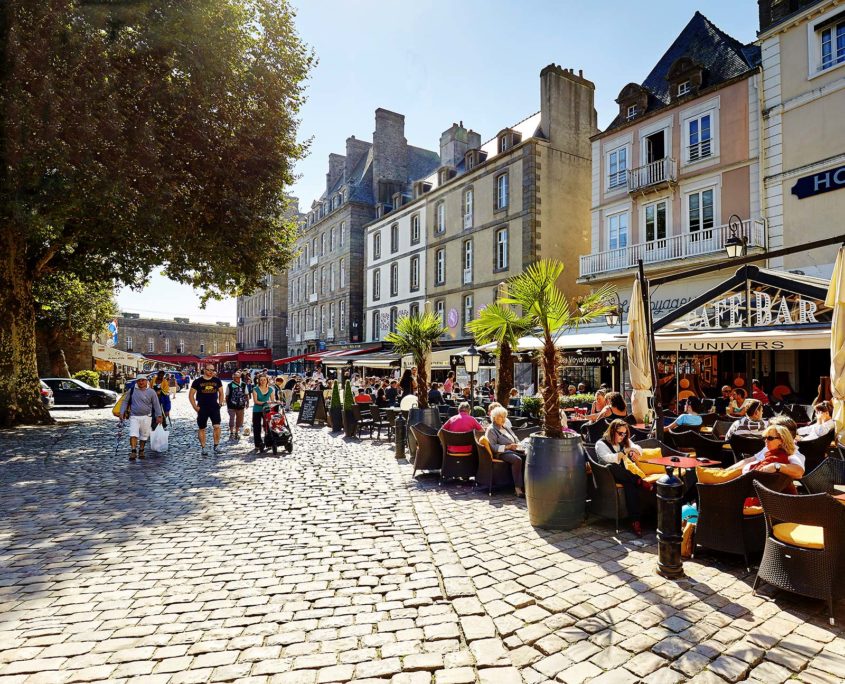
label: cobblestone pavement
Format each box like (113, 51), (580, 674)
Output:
(0, 397), (843, 683)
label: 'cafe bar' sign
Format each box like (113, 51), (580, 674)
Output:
(686, 290), (819, 330)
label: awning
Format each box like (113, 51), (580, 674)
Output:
(202, 351), (238, 364)
(273, 353), (308, 366)
(341, 351), (402, 369)
(305, 349), (346, 362)
(620, 327), (832, 353)
(320, 347), (385, 367)
(91, 343), (146, 370)
(203, 349), (273, 365)
(480, 331), (615, 353)
(144, 354), (202, 366)
(401, 346), (481, 370)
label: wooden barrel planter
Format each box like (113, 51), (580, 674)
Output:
(406, 407), (441, 462)
(525, 433), (586, 530)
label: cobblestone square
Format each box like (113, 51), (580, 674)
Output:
(1, 400), (843, 683)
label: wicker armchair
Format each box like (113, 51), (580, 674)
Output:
(581, 419), (609, 445)
(473, 430), (514, 495)
(729, 433), (766, 463)
(368, 406), (393, 440)
(411, 424), (443, 477)
(798, 429), (836, 475)
(700, 412), (719, 427)
(753, 481), (845, 624)
(664, 431), (729, 465)
(352, 405), (375, 438)
(586, 452), (655, 532)
(800, 457), (845, 494)
(694, 471), (792, 571)
(438, 428), (478, 481)
(713, 419), (738, 440)
(633, 438), (686, 456)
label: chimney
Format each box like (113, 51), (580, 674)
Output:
(540, 64), (596, 159)
(326, 153), (345, 193)
(372, 108), (408, 204)
(439, 122), (480, 168)
(345, 135), (371, 178)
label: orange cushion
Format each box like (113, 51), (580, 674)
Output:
(697, 468), (742, 484)
(742, 505), (763, 516)
(447, 449), (472, 456)
(637, 448), (666, 476)
(773, 522), (824, 550)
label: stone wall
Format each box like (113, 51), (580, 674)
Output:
(117, 316), (236, 356)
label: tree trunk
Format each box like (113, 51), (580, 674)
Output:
(0, 226), (54, 427)
(541, 333), (562, 438)
(416, 353), (429, 409)
(45, 328), (71, 377)
(496, 341), (514, 406)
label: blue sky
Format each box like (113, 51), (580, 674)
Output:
(117, 0), (760, 324)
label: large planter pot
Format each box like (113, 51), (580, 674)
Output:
(342, 409), (357, 438)
(330, 407), (344, 432)
(407, 407), (441, 462)
(525, 433), (586, 530)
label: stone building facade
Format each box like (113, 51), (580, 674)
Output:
(363, 65), (595, 345)
(286, 109), (439, 355)
(116, 314), (236, 357)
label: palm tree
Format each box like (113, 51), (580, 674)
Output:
(386, 311), (447, 409)
(501, 259), (615, 438)
(467, 302), (532, 406)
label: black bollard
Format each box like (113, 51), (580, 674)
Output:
(394, 413), (406, 460)
(656, 466), (685, 579)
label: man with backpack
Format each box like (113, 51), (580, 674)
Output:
(122, 376), (162, 461)
(226, 370), (250, 440)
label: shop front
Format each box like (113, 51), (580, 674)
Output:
(643, 265), (833, 409)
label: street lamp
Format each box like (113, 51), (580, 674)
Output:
(465, 344), (480, 414)
(604, 291), (624, 334)
(725, 214), (748, 258)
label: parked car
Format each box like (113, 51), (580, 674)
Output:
(39, 380), (54, 409)
(41, 378), (119, 408)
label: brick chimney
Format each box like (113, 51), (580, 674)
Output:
(439, 122), (481, 168)
(326, 153), (345, 193)
(372, 108), (408, 204)
(345, 136), (371, 178)
(540, 64), (597, 160)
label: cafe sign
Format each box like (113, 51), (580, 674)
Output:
(685, 289), (822, 330)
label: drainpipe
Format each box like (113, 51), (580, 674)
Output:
(755, 68), (769, 266)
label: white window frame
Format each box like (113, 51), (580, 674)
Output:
(808, 7), (845, 77)
(372, 311), (381, 341)
(606, 144), (629, 191)
(677, 80), (691, 97)
(642, 198), (670, 249)
(373, 231), (381, 260)
(373, 268), (381, 301)
(410, 255), (420, 291)
(390, 262), (399, 297)
(685, 187), (717, 238)
(435, 248), (445, 285)
(496, 173), (509, 209)
(340, 259), (346, 287)
(329, 226), (335, 251)
(410, 302), (420, 318)
(463, 188), (473, 229)
(607, 210), (629, 251)
(436, 202), (445, 233)
(147, 337), (154, 353)
(390, 223), (399, 253)
(411, 213), (420, 244)
(178, 338), (184, 353)
(435, 300), (445, 325)
(626, 104), (638, 121)
(340, 300), (346, 330)
(495, 227), (509, 270)
(164, 338), (170, 353)
(389, 307), (398, 334)
(463, 294), (474, 333)
(126, 335), (133, 351)
(681, 98), (719, 167)
(340, 221), (345, 247)
(463, 239), (473, 284)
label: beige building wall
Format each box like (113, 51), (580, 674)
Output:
(759, 0), (845, 277)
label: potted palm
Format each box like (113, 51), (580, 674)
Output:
(329, 381), (343, 432)
(386, 311), (447, 458)
(467, 302), (531, 407)
(342, 380), (357, 438)
(501, 259), (614, 530)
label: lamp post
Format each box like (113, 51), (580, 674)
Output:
(725, 214), (748, 259)
(465, 344), (480, 414)
(604, 291), (624, 335)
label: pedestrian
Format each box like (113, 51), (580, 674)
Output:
(189, 364), (225, 456)
(122, 376), (162, 461)
(152, 370), (171, 428)
(226, 370), (249, 440)
(251, 374), (275, 453)
(399, 368), (414, 398)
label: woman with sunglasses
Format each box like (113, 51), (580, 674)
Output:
(595, 418), (652, 537)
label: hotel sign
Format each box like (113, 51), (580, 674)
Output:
(791, 164), (845, 199)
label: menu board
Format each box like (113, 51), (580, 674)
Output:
(297, 390), (327, 425)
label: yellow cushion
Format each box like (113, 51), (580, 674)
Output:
(623, 455), (646, 479)
(477, 435), (493, 458)
(638, 448), (667, 476)
(742, 506), (763, 516)
(697, 468), (743, 484)
(772, 522), (825, 550)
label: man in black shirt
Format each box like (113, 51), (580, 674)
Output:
(713, 385), (732, 415)
(189, 364), (225, 455)
(385, 380), (399, 406)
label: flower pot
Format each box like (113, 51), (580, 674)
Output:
(407, 407), (441, 462)
(342, 409), (357, 438)
(330, 407), (344, 432)
(525, 433), (586, 530)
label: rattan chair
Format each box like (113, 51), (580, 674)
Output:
(438, 428), (478, 482)
(352, 405), (375, 438)
(694, 471), (792, 571)
(699, 412), (719, 427)
(668, 431), (731, 466)
(800, 457), (845, 494)
(586, 452), (655, 532)
(798, 429), (836, 475)
(367, 405), (393, 440)
(581, 418), (609, 445)
(633, 438), (685, 456)
(729, 433), (766, 463)
(753, 481), (845, 624)
(473, 430), (515, 495)
(713, 419), (738, 440)
(410, 424), (443, 476)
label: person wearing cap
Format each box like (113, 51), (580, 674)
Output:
(123, 376), (162, 461)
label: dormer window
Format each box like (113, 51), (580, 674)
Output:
(497, 129), (522, 154)
(392, 192), (403, 210)
(626, 105), (638, 121)
(615, 82), (648, 126)
(465, 149), (479, 170)
(677, 81), (691, 97)
(667, 57), (704, 102)
(437, 167), (456, 186)
(413, 181), (432, 198)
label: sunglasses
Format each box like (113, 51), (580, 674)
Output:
(615, 431), (628, 436)
(764, 435), (780, 441)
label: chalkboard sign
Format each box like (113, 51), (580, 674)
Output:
(297, 390), (328, 425)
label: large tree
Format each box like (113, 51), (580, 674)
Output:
(0, 1), (313, 426)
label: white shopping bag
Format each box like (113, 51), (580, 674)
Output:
(149, 424), (169, 452)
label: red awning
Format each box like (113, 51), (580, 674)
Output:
(238, 348), (272, 363)
(273, 353), (308, 366)
(306, 346), (383, 363)
(305, 349), (344, 362)
(144, 354), (202, 365)
(202, 352), (238, 364)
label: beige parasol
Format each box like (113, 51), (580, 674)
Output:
(626, 278), (653, 422)
(824, 246), (845, 442)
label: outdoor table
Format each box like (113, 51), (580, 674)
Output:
(641, 455), (722, 471)
(700, 426), (714, 435)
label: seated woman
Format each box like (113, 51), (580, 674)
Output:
(487, 402), (511, 429)
(797, 400), (835, 440)
(725, 416), (805, 479)
(667, 396), (703, 432)
(508, 388), (521, 407)
(486, 406), (526, 498)
(596, 391), (637, 425)
(588, 389), (607, 418)
(594, 419), (652, 537)
(724, 399), (766, 440)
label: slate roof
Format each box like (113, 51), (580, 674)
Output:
(605, 12), (760, 132)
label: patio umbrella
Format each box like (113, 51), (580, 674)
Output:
(627, 277), (653, 422)
(824, 246), (845, 442)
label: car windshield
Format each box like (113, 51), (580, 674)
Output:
(72, 379), (96, 389)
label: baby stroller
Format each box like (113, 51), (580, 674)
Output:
(262, 402), (293, 454)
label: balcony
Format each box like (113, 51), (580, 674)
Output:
(627, 157), (677, 193)
(303, 330), (317, 341)
(309, 293), (318, 303)
(579, 219), (766, 279)
(463, 268), (472, 285)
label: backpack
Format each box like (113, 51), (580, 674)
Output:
(227, 382), (248, 409)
